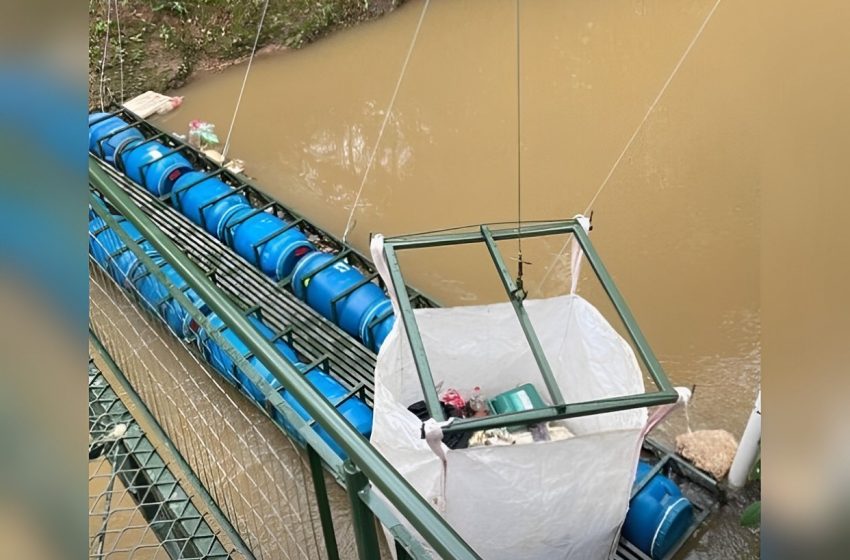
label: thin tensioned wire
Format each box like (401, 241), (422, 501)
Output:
(581, 0), (724, 215)
(113, 0), (124, 104)
(98, 0), (112, 111)
(222, 0), (271, 160)
(536, 0), (724, 295)
(516, 0), (523, 258)
(342, 0), (431, 243)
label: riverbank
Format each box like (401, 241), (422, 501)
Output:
(88, 0), (405, 109)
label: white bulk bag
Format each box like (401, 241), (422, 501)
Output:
(369, 236), (648, 560)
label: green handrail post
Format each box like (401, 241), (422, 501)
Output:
(396, 541), (415, 560)
(344, 461), (381, 560)
(358, 487), (434, 559)
(308, 447), (340, 560)
(89, 157), (482, 560)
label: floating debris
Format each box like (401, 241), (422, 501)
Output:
(676, 429), (738, 480)
(122, 91), (183, 118)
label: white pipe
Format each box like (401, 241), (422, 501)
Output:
(728, 390), (761, 488)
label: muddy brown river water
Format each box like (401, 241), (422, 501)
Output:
(156, 0), (762, 556)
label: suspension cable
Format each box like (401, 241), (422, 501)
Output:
(537, 0), (724, 295)
(342, 0), (431, 244)
(113, 0), (125, 104)
(516, 0), (523, 266)
(221, 0), (271, 160)
(581, 0), (724, 215)
(98, 0), (112, 112)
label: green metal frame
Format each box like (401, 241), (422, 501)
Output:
(382, 220), (678, 433)
(90, 157), (480, 560)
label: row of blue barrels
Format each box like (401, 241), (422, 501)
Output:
(89, 112), (396, 352)
(88, 207), (372, 459)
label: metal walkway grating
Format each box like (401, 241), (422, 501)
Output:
(89, 358), (246, 559)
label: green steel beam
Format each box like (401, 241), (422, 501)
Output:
(384, 244), (443, 421)
(385, 221), (576, 250)
(92, 188), (367, 474)
(440, 393), (670, 434)
(308, 448), (340, 560)
(344, 461), (381, 560)
(480, 225), (564, 407)
(571, 225), (674, 393)
(90, 330), (256, 560)
(89, 157), (482, 560)
(358, 488), (433, 560)
(90, 191), (345, 470)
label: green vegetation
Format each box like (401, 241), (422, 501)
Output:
(740, 455), (761, 528)
(89, 0), (404, 108)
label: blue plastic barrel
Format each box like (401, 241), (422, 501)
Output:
(622, 461), (694, 559)
(276, 369), (373, 459)
(120, 139), (194, 197)
(363, 312), (395, 353)
(224, 207), (315, 280)
(238, 339), (300, 406)
(88, 216), (115, 269)
(88, 113), (144, 164)
(197, 313), (298, 405)
(290, 252), (391, 341)
(241, 354), (301, 407)
(129, 256), (209, 339)
(171, 171), (250, 238)
(88, 215), (149, 286)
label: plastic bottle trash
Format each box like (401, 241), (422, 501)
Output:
(529, 423), (551, 442)
(468, 386), (488, 417)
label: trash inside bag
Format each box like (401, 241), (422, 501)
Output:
(371, 293), (649, 559)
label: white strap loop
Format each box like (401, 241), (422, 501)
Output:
(641, 386), (692, 438)
(370, 234), (402, 315)
(422, 417), (455, 466)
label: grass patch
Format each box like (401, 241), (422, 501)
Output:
(89, 0), (404, 108)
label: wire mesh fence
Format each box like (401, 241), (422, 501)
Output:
(89, 359), (239, 560)
(89, 259), (365, 559)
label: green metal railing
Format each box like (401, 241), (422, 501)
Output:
(381, 221), (679, 434)
(90, 157), (481, 560)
